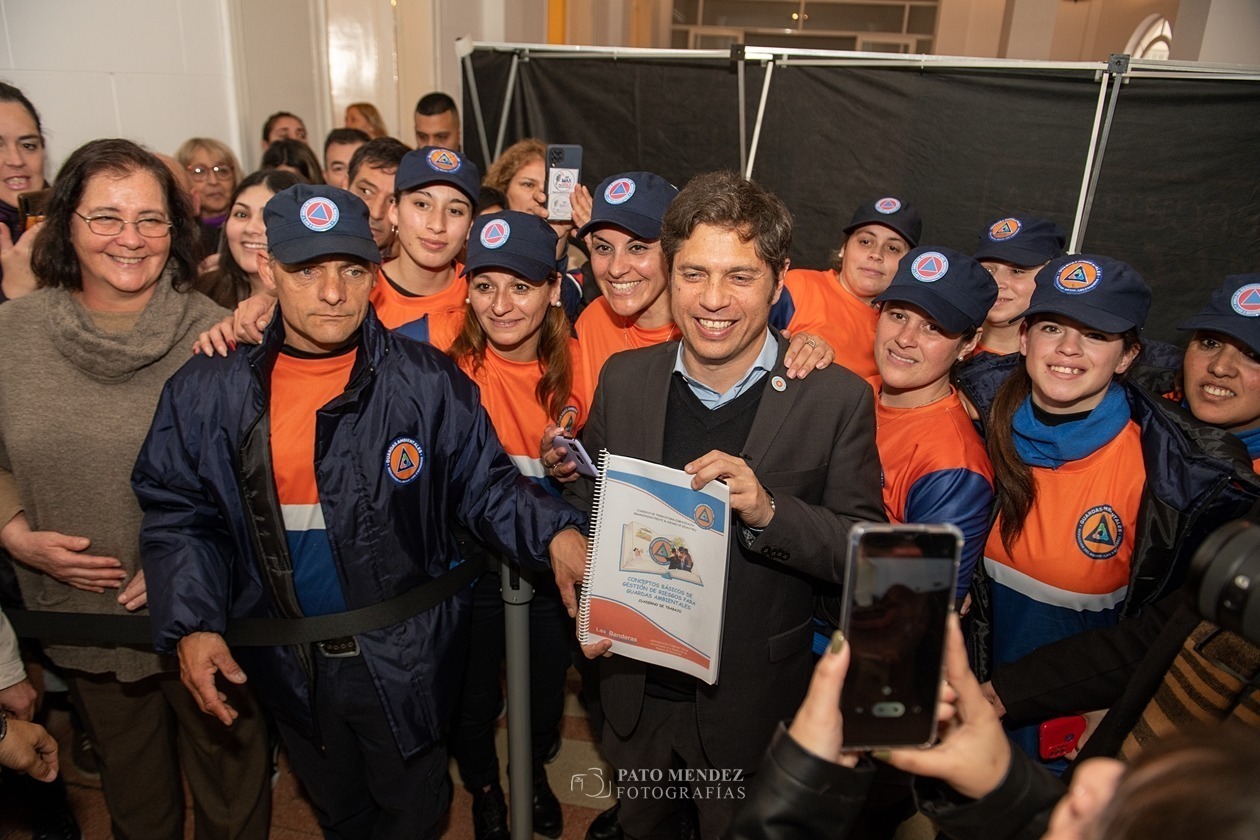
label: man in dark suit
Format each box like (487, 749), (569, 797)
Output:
(563, 171), (885, 839)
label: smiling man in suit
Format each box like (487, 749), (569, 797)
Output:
(566, 170), (885, 839)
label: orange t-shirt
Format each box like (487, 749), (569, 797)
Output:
(777, 268), (879, 379)
(457, 342), (588, 482)
(270, 348), (358, 616)
(370, 261), (467, 351)
(573, 297), (679, 408)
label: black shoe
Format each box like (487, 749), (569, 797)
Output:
(533, 771), (564, 839)
(471, 783), (509, 840)
(585, 801), (622, 840)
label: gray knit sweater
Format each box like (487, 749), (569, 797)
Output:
(0, 279), (226, 681)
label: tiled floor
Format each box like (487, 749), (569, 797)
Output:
(0, 671), (932, 839)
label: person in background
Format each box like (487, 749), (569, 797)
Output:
(175, 137), (241, 259)
(260, 138), (323, 185)
(414, 91), (461, 151)
(0, 138), (270, 839)
(194, 169), (302, 308)
(770, 196), (922, 379)
(0, 81), (47, 302)
(323, 127), (370, 190)
(447, 211), (585, 840)
(973, 216), (1066, 357)
(261, 110), (307, 151)
(349, 137), (409, 258)
(345, 101), (387, 139)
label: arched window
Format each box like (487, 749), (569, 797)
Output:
(1125, 14), (1173, 60)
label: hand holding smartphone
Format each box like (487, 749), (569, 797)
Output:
(840, 523), (960, 750)
(545, 144), (582, 222)
(557, 435), (597, 478)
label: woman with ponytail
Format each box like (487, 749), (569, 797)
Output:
(446, 209), (585, 840)
(969, 256), (1260, 772)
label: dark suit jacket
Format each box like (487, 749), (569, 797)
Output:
(569, 334), (885, 771)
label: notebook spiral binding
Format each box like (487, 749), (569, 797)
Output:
(577, 448), (611, 643)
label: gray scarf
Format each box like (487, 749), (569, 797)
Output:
(42, 271), (201, 383)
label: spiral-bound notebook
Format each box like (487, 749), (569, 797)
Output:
(578, 451), (731, 684)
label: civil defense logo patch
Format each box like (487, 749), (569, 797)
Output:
(1076, 504), (1124, 560)
(1230, 283), (1260, 317)
(875, 197), (902, 214)
(386, 437), (424, 485)
(605, 178), (636, 205)
(1055, 260), (1102, 295)
(910, 251), (949, 282)
(299, 197), (339, 232)
(426, 149), (461, 172)
(480, 219), (510, 249)
(989, 218), (1021, 241)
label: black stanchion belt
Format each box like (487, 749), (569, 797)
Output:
(5, 557), (485, 647)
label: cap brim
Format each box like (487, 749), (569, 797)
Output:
(844, 220), (918, 248)
(270, 234), (381, 266)
(1013, 301), (1136, 333)
(461, 254), (555, 283)
(577, 212), (663, 242)
(873, 286), (976, 334)
(396, 174), (478, 205)
(1178, 314), (1260, 355)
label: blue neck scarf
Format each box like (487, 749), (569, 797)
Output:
(1013, 382), (1131, 468)
(1234, 426), (1260, 460)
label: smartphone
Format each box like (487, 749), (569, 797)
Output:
(557, 434), (597, 478)
(1039, 715), (1087, 760)
(840, 522), (960, 750)
(18, 189), (51, 230)
(545, 144), (582, 222)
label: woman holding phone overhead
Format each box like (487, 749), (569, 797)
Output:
(0, 81), (48, 302)
(446, 210), (587, 840)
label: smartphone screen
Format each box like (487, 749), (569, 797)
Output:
(840, 523), (960, 750)
(545, 144), (582, 222)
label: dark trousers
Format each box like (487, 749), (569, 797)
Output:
(274, 652), (451, 840)
(449, 565), (571, 789)
(602, 696), (750, 840)
(68, 670), (271, 840)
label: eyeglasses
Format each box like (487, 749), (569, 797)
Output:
(74, 212), (173, 238)
(186, 164), (234, 182)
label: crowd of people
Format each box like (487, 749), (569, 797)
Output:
(0, 76), (1255, 840)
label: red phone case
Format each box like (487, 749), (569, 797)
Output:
(1039, 715), (1087, 760)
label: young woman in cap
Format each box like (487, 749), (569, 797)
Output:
(972, 215), (1067, 357)
(1177, 273), (1260, 471)
(769, 195), (922, 378)
(447, 210), (586, 840)
(969, 256), (1260, 768)
(868, 246), (996, 599)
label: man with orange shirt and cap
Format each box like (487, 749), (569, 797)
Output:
(135, 184), (589, 840)
(770, 196), (921, 378)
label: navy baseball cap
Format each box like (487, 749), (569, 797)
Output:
(873, 246), (998, 334)
(577, 172), (678, 241)
(973, 216), (1066, 267)
(264, 184), (381, 265)
(1015, 255), (1151, 334)
(462, 211), (558, 283)
(1178, 273), (1260, 354)
(843, 196), (922, 248)
(395, 146), (481, 204)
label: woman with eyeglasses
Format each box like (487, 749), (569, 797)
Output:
(0, 139), (271, 838)
(175, 136), (241, 258)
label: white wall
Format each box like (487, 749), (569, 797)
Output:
(0, 0), (238, 178)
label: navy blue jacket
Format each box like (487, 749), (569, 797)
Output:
(133, 307), (585, 757)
